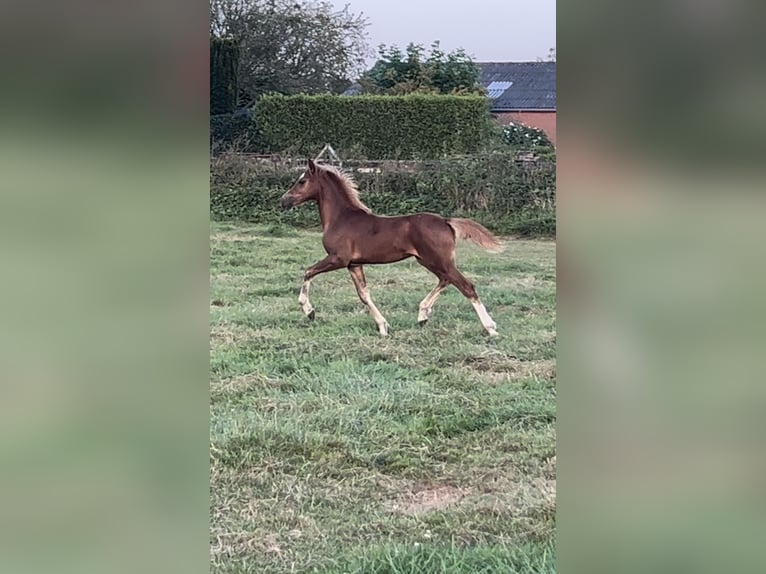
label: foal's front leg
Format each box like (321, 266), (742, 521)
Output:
(299, 254), (347, 320)
(348, 265), (390, 336)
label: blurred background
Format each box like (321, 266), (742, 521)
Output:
(558, 1), (766, 573)
(0, 2), (210, 573)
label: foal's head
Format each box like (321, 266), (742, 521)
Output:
(280, 159), (322, 209)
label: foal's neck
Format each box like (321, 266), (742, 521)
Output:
(316, 180), (358, 231)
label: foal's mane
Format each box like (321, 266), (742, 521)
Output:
(318, 164), (371, 213)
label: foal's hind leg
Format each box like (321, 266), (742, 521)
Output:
(416, 253), (497, 335)
(447, 267), (498, 336)
(348, 265), (389, 336)
(417, 279), (449, 325)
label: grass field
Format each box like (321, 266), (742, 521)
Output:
(210, 221), (556, 573)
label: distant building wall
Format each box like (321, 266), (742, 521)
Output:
(493, 111), (556, 147)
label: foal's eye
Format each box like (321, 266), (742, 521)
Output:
(299, 178), (307, 185)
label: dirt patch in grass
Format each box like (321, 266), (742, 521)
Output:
(210, 323), (277, 348)
(211, 233), (261, 243)
(459, 357), (556, 385)
(385, 484), (470, 515)
(502, 274), (550, 291)
(211, 372), (291, 398)
(211, 530), (301, 563)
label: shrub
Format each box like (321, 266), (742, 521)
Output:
(210, 153), (556, 237)
(210, 110), (264, 153)
(211, 93), (495, 158)
(499, 122), (554, 151)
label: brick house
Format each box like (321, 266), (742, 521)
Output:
(477, 61), (556, 146)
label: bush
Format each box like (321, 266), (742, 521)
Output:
(499, 122), (554, 151)
(210, 110), (264, 153)
(210, 153), (556, 237)
(212, 94), (494, 158)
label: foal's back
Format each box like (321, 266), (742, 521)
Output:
(324, 209), (455, 266)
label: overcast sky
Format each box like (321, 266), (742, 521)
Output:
(332, 0), (556, 65)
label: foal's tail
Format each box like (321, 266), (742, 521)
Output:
(447, 218), (504, 253)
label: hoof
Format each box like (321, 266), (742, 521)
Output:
(418, 319), (428, 327)
(487, 328), (499, 337)
(307, 309), (315, 321)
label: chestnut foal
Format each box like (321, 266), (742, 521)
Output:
(280, 159), (502, 336)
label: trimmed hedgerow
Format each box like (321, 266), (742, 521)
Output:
(215, 94), (493, 158)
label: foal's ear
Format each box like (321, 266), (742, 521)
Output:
(307, 159), (317, 175)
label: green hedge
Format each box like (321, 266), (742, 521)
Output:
(247, 94), (494, 159)
(210, 153), (555, 237)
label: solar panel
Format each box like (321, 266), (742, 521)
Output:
(486, 81), (513, 98)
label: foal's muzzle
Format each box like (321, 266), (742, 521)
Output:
(280, 196), (293, 209)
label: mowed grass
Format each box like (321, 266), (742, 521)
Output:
(210, 221), (556, 573)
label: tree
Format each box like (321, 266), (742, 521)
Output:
(537, 47), (556, 62)
(210, 37), (240, 114)
(210, 0), (370, 103)
(359, 41), (484, 96)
